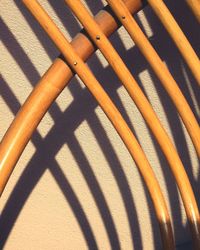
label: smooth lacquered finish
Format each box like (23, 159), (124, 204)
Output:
(0, 0), (199, 248)
(64, 1), (200, 249)
(22, 0), (175, 249)
(0, 0), (144, 196)
(106, 0), (200, 158)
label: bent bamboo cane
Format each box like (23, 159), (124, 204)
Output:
(64, 0), (200, 247)
(22, 1), (175, 248)
(0, 0), (144, 196)
(147, 0), (200, 85)
(186, 0), (200, 23)
(106, 0), (200, 158)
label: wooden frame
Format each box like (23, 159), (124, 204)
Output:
(22, 1), (176, 248)
(0, 0), (144, 196)
(0, 0), (199, 248)
(106, 0), (200, 157)
(64, 0), (200, 248)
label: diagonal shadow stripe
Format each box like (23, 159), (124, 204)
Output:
(1, 0), (199, 248)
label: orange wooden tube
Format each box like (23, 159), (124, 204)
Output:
(0, 0), (143, 196)
(106, 0), (200, 158)
(22, 0), (174, 248)
(64, 1), (200, 247)
(0, 58), (71, 194)
(186, 0), (200, 23)
(147, 0), (200, 85)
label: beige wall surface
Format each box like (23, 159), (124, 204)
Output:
(0, 0), (199, 249)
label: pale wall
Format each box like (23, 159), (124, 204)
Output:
(0, 0), (199, 249)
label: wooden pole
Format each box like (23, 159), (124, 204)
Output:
(186, 0), (200, 22)
(147, 0), (200, 85)
(0, 0), (144, 196)
(21, 0), (175, 248)
(64, 0), (200, 248)
(106, 0), (200, 157)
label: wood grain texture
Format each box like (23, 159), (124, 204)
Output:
(64, 0), (200, 248)
(186, 0), (200, 22)
(147, 0), (200, 85)
(21, 0), (175, 248)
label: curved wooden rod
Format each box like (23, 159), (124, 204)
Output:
(147, 0), (200, 85)
(106, 0), (200, 157)
(0, 0), (144, 196)
(0, 0), (172, 245)
(22, 0), (175, 248)
(64, 0), (200, 248)
(186, 0), (200, 23)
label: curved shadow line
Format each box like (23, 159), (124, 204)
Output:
(1, 0), (198, 247)
(88, 112), (143, 249)
(65, 133), (121, 250)
(0, 148), (99, 250)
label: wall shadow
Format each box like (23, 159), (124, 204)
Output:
(0, 0), (199, 249)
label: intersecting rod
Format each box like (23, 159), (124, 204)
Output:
(0, 0), (144, 196)
(22, 0), (174, 248)
(106, 0), (200, 157)
(64, 0), (200, 248)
